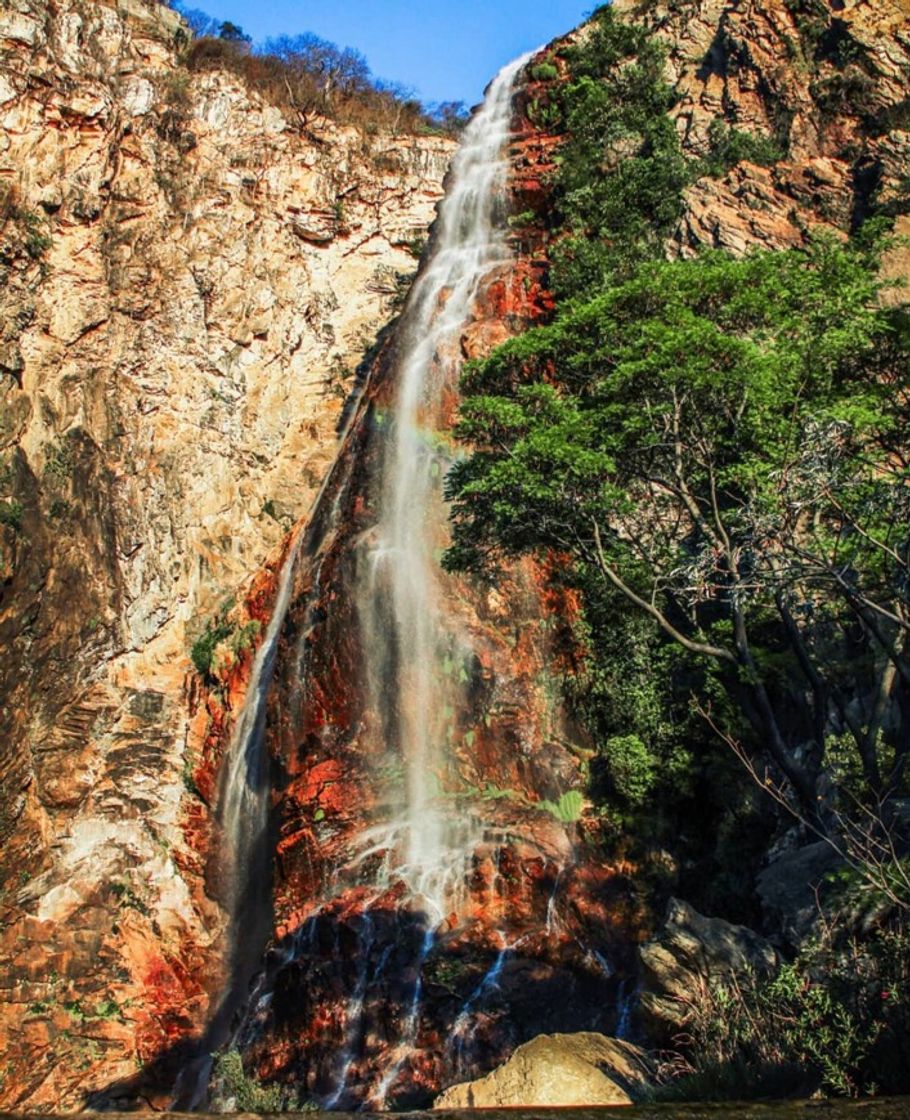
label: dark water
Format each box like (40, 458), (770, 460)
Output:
(431, 1105), (910, 1120)
(429, 1105), (910, 1119)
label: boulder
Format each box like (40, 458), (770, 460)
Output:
(433, 1032), (653, 1109)
(638, 898), (778, 1038)
(756, 841), (842, 945)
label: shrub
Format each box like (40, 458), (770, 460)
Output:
(811, 68), (877, 125)
(229, 619), (261, 655)
(660, 920), (910, 1099)
(0, 186), (53, 262)
(530, 62), (559, 82)
(782, 0), (830, 59)
(601, 734), (657, 808)
(213, 1050), (295, 1112)
(180, 29), (448, 137)
(42, 441), (74, 484)
(0, 500), (23, 531)
(548, 5), (690, 296)
(507, 210), (537, 229)
(218, 20), (250, 43)
(190, 605), (261, 678)
(189, 617), (233, 677)
(700, 119), (783, 176)
(404, 235), (427, 259)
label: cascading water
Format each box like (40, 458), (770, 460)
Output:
(355, 52), (530, 904)
(210, 48), (640, 1111)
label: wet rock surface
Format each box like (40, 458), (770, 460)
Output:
(227, 64), (647, 1112)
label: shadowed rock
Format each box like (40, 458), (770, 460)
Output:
(638, 899), (778, 1038)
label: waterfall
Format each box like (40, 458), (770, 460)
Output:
(356, 50), (533, 910)
(197, 46), (632, 1112)
(217, 532), (304, 910)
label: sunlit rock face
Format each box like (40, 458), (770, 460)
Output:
(3, 0), (909, 1110)
(432, 1032), (655, 1108)
(0, 0), (453, 1107)
(612, 0), (910, 256)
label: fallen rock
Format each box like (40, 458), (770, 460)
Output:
(433, 1032), (653, 1108)
(638, 898), (778, 1038)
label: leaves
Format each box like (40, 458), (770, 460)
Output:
(446, 228), (909, 807)
(538, 789), (585, 823)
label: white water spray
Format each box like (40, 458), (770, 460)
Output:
(216, 531), (305, 911)
(358, 51), (534, 910)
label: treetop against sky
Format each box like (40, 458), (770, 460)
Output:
(177, 0), (593, 104)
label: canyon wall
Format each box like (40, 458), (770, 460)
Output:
(1, 0), (908, 1109)
(214, 0), (910, 1107)
(0, 0), (453, 1107)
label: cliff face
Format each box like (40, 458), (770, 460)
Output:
(232, 223), (640, 1110)
(2, 0), (908, 1110)
(0, 0), (453, 1107)
(617, 0), (910, 253)
(230, 0), (910, 1107)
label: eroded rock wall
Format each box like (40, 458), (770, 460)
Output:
(617, 0), (910, 253)
(0, 0), (453, 1106)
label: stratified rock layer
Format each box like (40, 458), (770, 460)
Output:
(0, 0), (453, 1108)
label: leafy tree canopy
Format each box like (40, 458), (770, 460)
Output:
(446, 232), (910, 813)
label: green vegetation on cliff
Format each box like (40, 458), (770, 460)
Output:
(667, 924), (910, 1099)
(448, 233), (909, 821)
(446, 4), (910, 1097)
(546, 8), (690, 296)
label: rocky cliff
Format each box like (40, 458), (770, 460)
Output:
(0, 0), (453, 1107)
(196, 0), (909, 1109)
(515, 0), (910, 259)
(1, 0), (908, 1110)
(632, 0), (909, 254)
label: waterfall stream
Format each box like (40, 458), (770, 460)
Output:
(355, 51), (532, 908)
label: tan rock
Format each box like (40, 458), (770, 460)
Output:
(434, 1033), (653, 1108)
(638, 898), (778, 1037)
(611, 0), (910, 273)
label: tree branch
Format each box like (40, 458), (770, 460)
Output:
(589, 521), (737, 664)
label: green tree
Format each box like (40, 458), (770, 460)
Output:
(445, 235), (910, 820)
(547, 6), (691, 297)
(219, 20), (251, 44)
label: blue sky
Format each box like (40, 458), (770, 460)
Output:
(190, 1), (595, 105)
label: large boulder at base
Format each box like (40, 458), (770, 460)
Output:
(638, 898), (778, 1039)
(433, 1033), (653, 1108)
